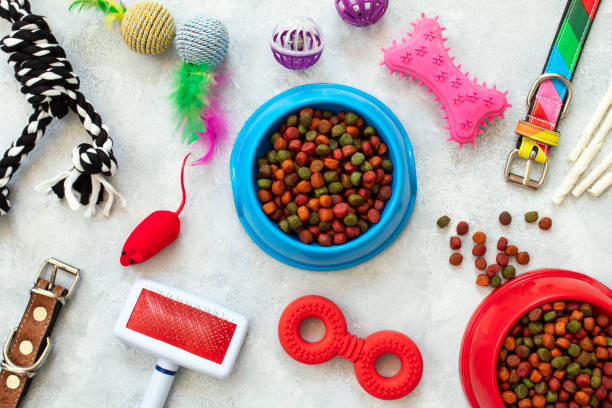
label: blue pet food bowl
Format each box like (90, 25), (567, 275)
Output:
(230, 83), (417, 271)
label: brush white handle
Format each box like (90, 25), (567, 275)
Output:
(141, 358), (179, 408)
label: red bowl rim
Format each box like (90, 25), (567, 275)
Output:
(459, 268), (612, 408)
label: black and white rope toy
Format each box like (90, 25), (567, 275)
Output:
(0, 0), (124, 217)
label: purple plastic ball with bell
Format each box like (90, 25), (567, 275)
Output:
(335, 0), (389, 27)
(270, 17), (324, 70)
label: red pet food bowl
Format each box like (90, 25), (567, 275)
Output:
(459, 269), (612, 408)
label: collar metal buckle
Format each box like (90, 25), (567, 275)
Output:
(505, 149), (549, 189)
(505, 73), (571, 189)
(1, 328), (51, 378)
(31, 258), (80, 305)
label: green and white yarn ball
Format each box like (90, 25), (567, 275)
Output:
(175, 16), (229, 67)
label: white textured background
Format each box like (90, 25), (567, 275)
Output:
(0, 0), (611, 407)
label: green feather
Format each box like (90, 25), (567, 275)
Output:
(68, 0), (125, 26)
(170, 63), (214, 144)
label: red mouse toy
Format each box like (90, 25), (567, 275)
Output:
(120, 154), (190, 266)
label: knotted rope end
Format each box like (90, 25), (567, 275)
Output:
(35, 168), (126, 218)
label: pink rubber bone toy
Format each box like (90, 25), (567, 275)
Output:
(381, 14), (511, 147)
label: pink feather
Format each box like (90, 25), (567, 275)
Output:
(190, 74), (230, 166)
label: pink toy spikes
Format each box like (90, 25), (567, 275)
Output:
(381, 14), (511, 147)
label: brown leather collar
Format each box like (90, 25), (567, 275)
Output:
(0, 259), (79, 408)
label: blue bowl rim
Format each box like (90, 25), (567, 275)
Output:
(230, 83), (417, 271)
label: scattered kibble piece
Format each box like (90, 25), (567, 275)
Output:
(476, 274), (490, 286)
(538, 216), (552, 230)
(456, 221), (469, 235)
(499, 211), (512, 225)
(450, 236), (461, 250)
(524, 211), (539, 223)
(472, 244), (486, 257)
(505, 245), (518, 257)
(472, 231), (486, 244)
(437, 215), (451, 228)
(497, 237), (508, 251)
(496, 253), (509, 267)
(449, 253), (463, 266)
(490, 275), (502, 288)
(486, 264), (500, 278)
(257, 108), (392, 246)
(497, 302), (612, 408)
(517, 251), (530, 265)
(501, 265), (516, 280)
(439, 211), (549, 287)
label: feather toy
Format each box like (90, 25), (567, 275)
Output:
(67, 5), (230, 162)
(171, 65), (230, 163)
(172, 16), (230, 164)
(170, 63), (215, 145)
(68, 0), (125, 27)
(192, 92), (230, 165)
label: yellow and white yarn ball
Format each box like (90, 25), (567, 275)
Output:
(120, 1), (175, 55)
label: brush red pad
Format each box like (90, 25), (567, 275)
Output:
(127, 289), (237, 364)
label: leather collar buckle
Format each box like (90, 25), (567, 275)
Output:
(1, 328), (51, 378)
(31, 258), (80, 305)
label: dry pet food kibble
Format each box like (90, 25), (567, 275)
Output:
(438, 211), (549, 289)
(499, 211), (512, 226)
(524, 211), (539, 223)
(472, 231), (486, 244)
(472, 244), (486, 257)
(476, 274), (490, 286)
(496, 253), (509, 267)
(449, 253), (463, 266)
(486, 264), (500, 278)
(497, 301), (612, 408)
(450, 236), (461, 250)
(475, 257), (487, 270)
(456, 221), (469, 235)
(517, 251), (530, 265)
(489, 275), (501, 288)
(538, 216), (552, 230)
(497, 237), (508, 251)
(501, 265), (515, 280)
(437, 215), (451, 228)
(505, 245), (518, 257)
(256, 108), (393, 246)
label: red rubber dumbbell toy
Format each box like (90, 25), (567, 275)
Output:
(278, 295), (423, 400)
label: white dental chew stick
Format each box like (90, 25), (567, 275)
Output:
(571, 150), (612, 197)
(588, 171), (612, 197)
(568, 83), (612, 162)
(115, 279), (248, 408)
(552, 104), (612, 204)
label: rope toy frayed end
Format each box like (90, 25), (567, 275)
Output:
(34, 144), (126, 217)
(0, 0), (123, 218)
(35, 171), (126, 217)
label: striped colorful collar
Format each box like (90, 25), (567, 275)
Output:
(505, 0), (600, 189)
